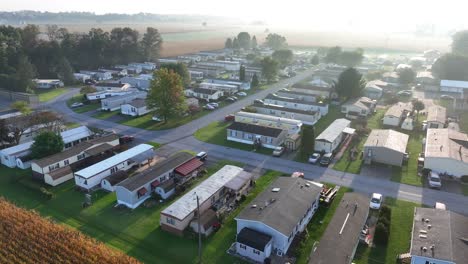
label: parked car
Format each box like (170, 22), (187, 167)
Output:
(308, 153), (321, 164)
(428, 171), (442, 189)
(272, 146), (285, 157)
(254, 99), (264, 104)
(397, 90), (412, 96)
(422, 120), (427, 131)
(204, 104), (215, 110)
(224, 114), (235, 122)
(225, 97), (235, 102)
(237, 92), (247, 96)
(230, 96), (238, 100)
(369, 193), (383, 210)
(440, 94), (454, 100)
(196, 151), (207, 161)
(119, 135), (134, 144)
(319, 153), (333, 166)
(85, 79), (97, 85)
(207, 102), (219, 108)
(71, 102), (84, 108)
(152, 116), (162, 122)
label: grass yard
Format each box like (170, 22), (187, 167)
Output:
(295, 187), (351, 263)
(294, 106), (344, 163)
(67, 95), (100, 113)
(194, 121), (273, 155)
(463, 185), (468, 196)
(93, 110), (120, 120)
(37, 87), (69, 102)
(146, 141), (162, 148)
(390, 131), (424, 186)
(460, 112), (468, 133)
(0, 160), (278, 264)
(353, 198), (419, 264)
(333, 108), (386, 174)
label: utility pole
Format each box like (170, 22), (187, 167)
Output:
(195, 193), (202, 264)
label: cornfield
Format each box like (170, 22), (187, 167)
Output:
(0, 198), (140, 264)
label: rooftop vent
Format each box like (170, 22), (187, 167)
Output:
(305, 183), (311, 187)
(272, 188), (280, 192)
(270, 198), (276, 203)
(422, 247), (427, 252)
(419, 235), (427, 239)
(251, 204), (257, 208)
(425, 218), (430, 223)
(419, 230), (427, 234)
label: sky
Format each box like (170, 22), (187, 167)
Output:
(1, 0), (467, 32)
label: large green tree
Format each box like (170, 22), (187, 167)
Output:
(147, 68), (187, 123)
(334, 68), (366, 100)
(339, 48), (364, 67)
(56, 57), (74, 85)
(261, 57), (279, 83)
(251, 36), (258, 49)
(325, 46), (342, 64)
(251, 74), (259, 88)
(272, 49), (294, 67)
(225, 38), (233, 49)
(141, 27), (162, 62)
(265, 33), (287, 50)
(14, 55), (36, 92)
(311, 54), (319, 65)
(452, 30), (468, 56)
(31, 131), (64, 159)
(160, 62), (191, 86)
(237, 32), (251, 50)
(432, 53), (468, 81)
(239, 65), (246, 81)
(398, 68), (416, 84)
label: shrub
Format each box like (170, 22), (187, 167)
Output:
(461, 175), (468, 183)
(379, 205), (392, 220)
(40, 187), (54, 200)
(374, 222), (390, 245)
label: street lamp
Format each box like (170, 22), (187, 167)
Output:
(194, 192), (202, 264)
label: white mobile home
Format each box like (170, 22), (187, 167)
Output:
(74, 144), (155, 191)
(264, 94), (329, 116)
(101, 91), (147, 111)
(426, 105), (446, 129)
(185, 88), (223, 101)
(363, 129), (409, 167)
(252, 102), (322, 125)
(315, 118), (353, 153)
(120, 98), (150, 117)
(383, 102), (413, 127)
(61, 126), (94, 149)
(34, 79), (64, 89)
(0, 141), (34, 169)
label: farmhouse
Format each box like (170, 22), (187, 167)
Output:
(0, 141), (34, 169)
(34, 79), (64, 89)
(341, 97), (376, 119)
(408, 208), (467, 264)
(227, 122), (288, 149)
(121, 98), (150, 117)
(424, 129), (468, 178)
(184, 88), (223, 101)
(383, 102), (413, 127)
(315, 118), (353, 154)
(426, 105), (447, 129)
(234, 177), (322, 262)
(74, 144), (155, 191)
(160, 165), (250, 236)
(363, 129), (409, 167)
(31, 134), (120, 186)
(264, 93), (329, 116)
(101, 91), (147, 111)
(309, 193), (370, 264)
(115, 152), (194, 209)
(252, 102), (321, 125)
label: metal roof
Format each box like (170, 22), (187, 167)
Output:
(75, 144), (154, 179)
(427, 105), (447, 124)
(161, 165), (244, 221)
(364, 129), (409, 154)
(60, 126), (93, 144)
(315, 118), (351, 143)
(440, 79), (468, 88)
(424, 128), (468, 162)
(0, 141), (34, 156)
(174, 157), (204, 176)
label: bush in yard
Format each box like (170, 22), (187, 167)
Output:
(243, 106), (257, 113)
(40, 187), (55, 200)
(461, 175), (468, 183)
(379, 205), (392, 220)
(374, 222), (390, 245)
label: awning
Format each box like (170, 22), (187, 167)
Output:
(151, 180), (160, 188)
(175, 158), (204, 176)
(343, 127), (356, 134)
(137, 187), (148, 196)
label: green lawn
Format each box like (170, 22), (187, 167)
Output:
(37, 87), (69, 102)
(67, 95), (100, 113)
(146, 141), (162, 148)
(296, 187), (351, 263)
(390, 131), (424, 186)
(333, 109), (386, 174)
(194, 121), (273, 155)
(0, 161), (278, 264)
(460, 112), (468, 133)
(93, 110), (120, 120)
(353, 198), (419, 264)
(463, 185), (468, 196)
(294, 106), (344, 163)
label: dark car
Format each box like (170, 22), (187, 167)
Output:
(85, 79), (97, 85)
(224, 114), (235, 122)
(319, 153), (333, 166)
(119, 135), (134, 144)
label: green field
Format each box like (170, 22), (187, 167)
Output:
(353, 198), (419, 264)
(194, 121), (273, 155)
(37, 88), (70, 102)
(0, 161), (281, 264)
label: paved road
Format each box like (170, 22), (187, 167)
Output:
(46, 71), (468, 216)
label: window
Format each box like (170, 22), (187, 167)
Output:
(48, 163), (60, 172)
(166, 217), (175, 225)
(110, 167), (118, 174)
(253, 249), (260, 255)
(268, 137), (273, 144)
(361, 109), (366, 114)
(64, 159), (69, 166)
(239, 244), (246, 250)
(160, 175), (166, 182)
(77, 153), (85, 160)
(211, 196), (216, 204)
(247, 134), (253, 140)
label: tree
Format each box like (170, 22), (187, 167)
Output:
(398, 68), (416, 84)
(239, 65), (246, 81)
(160, 62), (191, 86)
(412, 99), (425, 121)
(80, 86), (97, 94)
(339, 48), (364, 67)
(265, 33), (287, 50)
(14, 55), (36, 92)
(272, 49), (294, 67)
(432, 53), (468, 81)
(251, 74), (259, 88)
(56, 57), (74, 85)
(224, 38), (233, 49)
(237, 32), (251, 50)
(452, 30), (468, 56)
(46, 24), (59, 41)
(374, 223), (390, 245)
(188, 104), (201, 118)
(147, 68), (187, 123)
(21, 24), (39, 51)
(0, 119), (14, 148)
(31, 131), (64, 159)
(232, 37), (240, 50)
(32, 111), (63, 133)
(251, 36), (258, 49)
(261, 57), (279, 83)
(11, 101), (31, 115)
(141, 27), (162, 62)
(311, 54), (319, 65)
(334, 68), (366, 100)
(325, 46), (342, 64)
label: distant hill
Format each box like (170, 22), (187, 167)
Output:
(0, 10), (234, 25)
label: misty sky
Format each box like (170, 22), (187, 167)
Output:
(2, 0), (466, 32)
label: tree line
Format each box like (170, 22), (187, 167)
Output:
(432, 30), (468, 81)
(0, 24), (162, 92)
